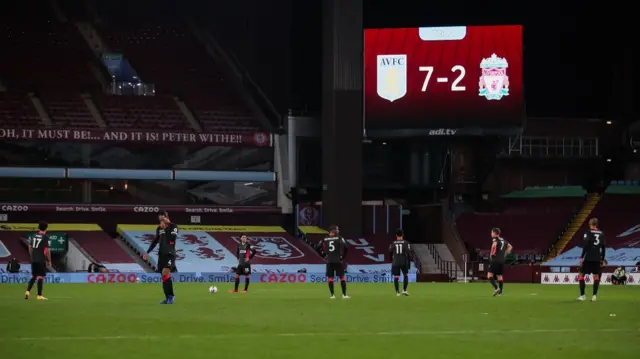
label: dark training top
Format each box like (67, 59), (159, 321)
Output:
(389, 239), (412, 266)
(581, 229), (605, 262)
(321, 235), (348, 263)
(236, 242), (256, 265)
(147, 222), (178, 257)
(29, 231), (49, 263)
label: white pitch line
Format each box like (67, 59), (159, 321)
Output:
(1, 328), (637, 342)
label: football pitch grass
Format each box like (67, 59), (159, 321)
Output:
(1, 283), (638, 359)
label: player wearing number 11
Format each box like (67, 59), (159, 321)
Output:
(389, 229), (413, 296)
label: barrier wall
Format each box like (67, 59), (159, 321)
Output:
(540, 272), (640, 285)
(0, 272), (417, 284)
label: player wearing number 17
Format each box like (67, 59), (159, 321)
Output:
(389, 229), (413, 296)
(577, 218), (605, 302)
(25, 222), (51, 300)
(320, 225), (350, 299)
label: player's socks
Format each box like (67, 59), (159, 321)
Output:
(234, 275), (240, 291)
(328, 278), (335, 296)
(244, 276), (250, 291)
(26, 277), (35, 293)
(403, 275), (409, 292)
(498, 279), (503, 292)
(393, 276), (399, 293)
(489, 277), (498, 290)
(162, 274), (172, 299)
(593, 278), (600, 295)
(340, 278), (347, 296)
(579, 276), (586, 296)
(37, 278), (43, 296)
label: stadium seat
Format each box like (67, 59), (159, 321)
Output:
(456, 197), (583, 257)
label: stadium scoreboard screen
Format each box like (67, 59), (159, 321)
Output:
(364, 25), (524, 134)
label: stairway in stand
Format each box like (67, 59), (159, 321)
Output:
(546, 193), (601, 260)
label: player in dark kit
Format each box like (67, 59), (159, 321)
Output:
(488, 228), (512, 296)
(25, 222), (51, 300)
(320, 225), (350, 299)
(389, 229), (413, 296)
(143, 211), (178, 304)
(577, 218), (605, 302)
(230, 233), (256, 293)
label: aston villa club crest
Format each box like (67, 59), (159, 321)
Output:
(478, 54), (509, 100)
(377, 54), (407, 102)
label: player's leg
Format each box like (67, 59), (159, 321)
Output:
(326, 264), (335, 298)
(160, 264), (175, 304)
(401, 266), (409, 295)
(33, 263), (47, 300)
(232, 266), (242, 292)
(592, 264), (601, 301)
(577, 263), (587, 301)
(391, 265), (400, 295)
(337, 264), (348, 298)
(243, 265), (251, 292)
(25, 263), (37, 299)
(497, 274), (504, 293)
(488, 264), (499, 295)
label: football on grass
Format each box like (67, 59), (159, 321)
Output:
(209, 286), (218, 293)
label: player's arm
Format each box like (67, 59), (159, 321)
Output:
(44, 235), (52, 267)
(506, 243), (513, 254)
(580, 234), (588, 263)
(143, 230), (159, 260)
(490, 240), (497, 259)
(236, 245), (240, 259)
(340, 237), (348, 260)
(248, 244), (257, 259)
(168, 225), (177, 252)
(600, 235), (606, 264)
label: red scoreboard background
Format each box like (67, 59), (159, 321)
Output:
(364, 25), (523, 131)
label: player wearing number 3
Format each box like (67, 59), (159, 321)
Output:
(577, 218), (605, 302)
(319, 225), (350, 299)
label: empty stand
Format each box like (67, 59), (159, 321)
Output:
(41, 93), (98, 128)
(93, 95), (188, 129)
(0, 232), (31, 263)
(94, 1), (260, 132)
(0, 1), (100, 92)
(0, 93), (41, 127)
(565, 194), (640, 249)
(457, 197), (583, 256)
(71, 231), (136, 264)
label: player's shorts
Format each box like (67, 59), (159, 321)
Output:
(580, 261), (602, 275)
(391, 264), (409, 276)
(235, 264), (251, 275)
(488, 262), (504, 275)
(31, 262), (46, 277)
(157, 255), (177, 273)
(326, 262), (345, 278)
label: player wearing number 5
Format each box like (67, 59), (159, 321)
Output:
(488, 228), (512, 296)
(25, 222), (51, 300)
(320, 225), (349, 299)
(577, 218), (605, 302)
(389, 229), (413, 296)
